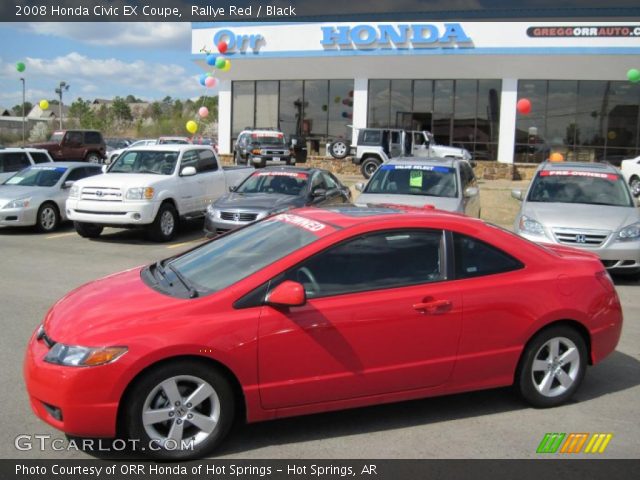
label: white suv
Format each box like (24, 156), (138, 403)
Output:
(0, 148), (54, 183)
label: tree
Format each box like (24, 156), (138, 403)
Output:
(12, 102), (32, 117)
(110, 97), (133, 122)
(29, 122), (50, 142)
(69, 98), (98, 129)
(125, 94), (142, 103)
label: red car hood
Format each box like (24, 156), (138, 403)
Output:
(43, 267), (191, 345)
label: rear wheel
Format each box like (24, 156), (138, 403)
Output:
(146, 203), (178, 242)
(123, 360), (235, 460)
(85, 152), (101, 164)
(36, 203), (60, 233)
(74, 221), (103, 238)
(629, 175), (640, 194)
(517, 325), (587, 408)
(361, 157), (381, 179)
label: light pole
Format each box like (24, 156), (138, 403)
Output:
(55, 81), (70, 129)
(20, 77), (25, 146)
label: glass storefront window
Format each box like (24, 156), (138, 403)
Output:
(231, 81), (255, 137)
(329, 80), (354, 139)
(255, 81), (279, 129)
(368, 80), (391, 128)
(278, 80), (304, 138)
(391, 80), (413, 130)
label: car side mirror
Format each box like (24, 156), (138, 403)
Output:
(101, 165), (108, 173)
(355, 182), (365, 192)
(62, 180), (74, 189)
(511, 189), (524, 201)
(312, 188), (327, 198)
(229, 185), (237, 192)
(180, 166), (197, 177)
(464, 186), (479, 198)
(266, 281), (306, 307)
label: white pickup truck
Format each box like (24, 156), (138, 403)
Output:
(66, 145), (253, 241)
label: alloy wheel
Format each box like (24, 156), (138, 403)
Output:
(531, 337), (580, 398)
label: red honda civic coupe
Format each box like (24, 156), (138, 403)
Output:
(24, 206), (622, 459)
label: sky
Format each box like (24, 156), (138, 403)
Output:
(0, 23), (207, 110)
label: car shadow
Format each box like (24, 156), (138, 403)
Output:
(612, 275), (639, 286)
(0, 221), (75, 235)
(86, 219), (206, 246)
(79, 351), (639, 460)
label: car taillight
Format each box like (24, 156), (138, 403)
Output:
(595, 270), (615, 293)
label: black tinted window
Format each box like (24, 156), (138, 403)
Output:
(84, 132), (102, 144)
(360, 130), (382, 145)
(181, 151), (199, 172)
(453, 233), (523, 279)
(283, 230), (444, 298)
(0, 152), (31, 173)
(30, 152), (51, 164)
(197, 149), (218, 172)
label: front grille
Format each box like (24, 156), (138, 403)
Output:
(74, 210), (127, 215)
(220, 211), (258, 222)
(552, 228), (610, 247)
(80, 186), (123, 202)
(264, 150), (287, 156)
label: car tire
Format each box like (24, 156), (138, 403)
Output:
(123, 360), (235, 460)
(85, 152), (102, 164)
(629, 175), (640, 192)
(146, 202), (178, 242)
(361, 157), (381, 179)
(516, 325), (587, 408)
(36, 202), (60, 233)
(74, 221), (103, 238)
(329, 140), (350, 159)
(233, 151), (241, 165)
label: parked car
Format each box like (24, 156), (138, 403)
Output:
(0, 148), (53, 183)
(204, 166), (351, 235)
(0, 162), (102, 232)
(354, 157), (480, 217)
(330, 128), (472, 179)
(513, 161), (640, 277)
(66, 145), (253, 242)
(233, 128), (293, 167)
(158, 136), (191, 145)
(24, 205), (622, 459)
(106, 139), (157, 165)
(620, 155), (640, 194)
(29, 130), (106, 163)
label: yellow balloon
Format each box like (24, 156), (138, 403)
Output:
(221, 59), (231, 72)
(39, 99), (49, 110)
(549, 152), (564, 162)
(186, 120), (198, 134)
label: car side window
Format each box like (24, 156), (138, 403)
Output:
(30, 152), (51, 164)
(282, 229), (445, 298)
(66, 132), (83, 144)
(0, 152), (30, 172)
(197, 149), (218, 172)
(453, 233), (523, 279)
(322, 172), (339, 190)
(84, 132), (102, 144)
(460, 163), (476, 189)
(65, 168), (87, 182)
(310, 173), (327, 192)
(181, 151), (199, 173)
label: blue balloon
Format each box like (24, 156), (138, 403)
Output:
(206, 54), (217, 66)
(199, 74), (208, 86)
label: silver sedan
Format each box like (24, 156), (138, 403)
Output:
(0, 162), (102, 232)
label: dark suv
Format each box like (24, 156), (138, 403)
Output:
(233, 129), (293, 168)
(30, 130), (106, 163)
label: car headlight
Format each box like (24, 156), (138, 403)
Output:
(3, 197), (31, 209)
(68, 185), (80, 198)
(125, 187), (154, 200)
(44, 343), (127, 367)
(617, 222), (640, 241)
(518, 215), (545, 236)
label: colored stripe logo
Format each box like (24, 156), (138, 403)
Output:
(537, 433), (613, 454)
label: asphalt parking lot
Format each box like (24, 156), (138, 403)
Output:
(1, 192), (639, 460)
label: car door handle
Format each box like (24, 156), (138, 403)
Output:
(413, 299), (452, 314)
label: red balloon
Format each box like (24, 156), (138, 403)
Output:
(217, 41), (228, 54)
(517, 98), (532, 115)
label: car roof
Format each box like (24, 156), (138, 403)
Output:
(0, 147), (52, 154)
(37, 161), (102, 168)
(126, 144), (210, 152)
(540, 161), (620, 174)
(387, 156), (459, 168)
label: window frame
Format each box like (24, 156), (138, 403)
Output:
(450, 231), (524, 280)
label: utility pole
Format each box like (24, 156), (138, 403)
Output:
(20, 77), (25, 146)
(55, 81), (70, 129)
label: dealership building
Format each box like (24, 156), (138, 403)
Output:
(192, 21), (640, 163)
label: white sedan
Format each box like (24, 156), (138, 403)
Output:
(107, 139), (157, 165)
(620, 155), (640, 194)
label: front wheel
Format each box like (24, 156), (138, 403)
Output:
(146, 203), (178, 242)
(74, 221), (103, 238)
(36, 203), (60, 233)
(361, 157), (381, 179)
(123, 360), (235, 460)
(517, 326), (587, 408)
(629, 176), (640, 195)
(85, 152), (102, 164)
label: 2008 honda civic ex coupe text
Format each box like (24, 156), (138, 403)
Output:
(24, 206), (622, 459)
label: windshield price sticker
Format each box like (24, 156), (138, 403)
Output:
(382, 165), (454, 173)
(541, 170), (618, 181)
(30, 166), (67, 172)
(252, 132), (284, 138)
(275, 214), (327, 233)
(255, 171), (308, 178)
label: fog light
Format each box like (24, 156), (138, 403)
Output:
(42, 402), (63, 421)
(133, 213), (141, 220)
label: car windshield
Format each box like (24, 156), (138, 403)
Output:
(251, 133), (286, 145)
(159, 138), (189, 145)
(365, 165), (458, 198)
(106, 139), (129, 149)
(4, 166), (67, 187)
(49, 132), (64, 143)
(109, 150), (178, 175)
(527, 170), (633, 207)
(236, 171), (309, 196)
(167, 215), (327, 293)
(130, 140), (154, 148)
